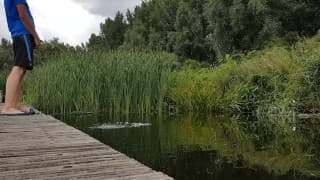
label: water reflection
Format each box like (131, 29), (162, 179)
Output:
(57, 113), (320, 180)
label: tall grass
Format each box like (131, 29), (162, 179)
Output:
(24, 50), (176, 114)
(169, 34), (320, 114)
(169, 48), (291, 113)
(22, 34), (320, 115)
(0, 70), (9, 94)
(284, 36), (320, 113)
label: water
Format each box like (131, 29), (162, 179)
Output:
(57, 113), (320, 180)
(90, 122), (152, 130)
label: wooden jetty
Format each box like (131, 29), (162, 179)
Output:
(0, 104), (173, 180)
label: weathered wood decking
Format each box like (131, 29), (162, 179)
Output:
(0, 105), (173, 180)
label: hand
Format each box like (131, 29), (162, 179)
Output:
(34, 36), (41, 48)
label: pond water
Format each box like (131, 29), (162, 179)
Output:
(57, 113), (320, 180)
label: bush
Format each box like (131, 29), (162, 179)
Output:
(168, 35), (320, 114)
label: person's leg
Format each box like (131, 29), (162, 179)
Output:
(2, 35), (35, 114)
(2, 66), (26, 113)
(16, 75), (30, 112)
(17, 82), (30, 112)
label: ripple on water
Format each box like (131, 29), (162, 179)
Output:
(90, 122), (152, 130)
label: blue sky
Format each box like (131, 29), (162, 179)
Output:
(0, 0), (141, 45)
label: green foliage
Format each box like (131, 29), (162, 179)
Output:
(161, 114), (320, 177)
(168, 35), (320, 114)
(3, 0), (317, 67)
(124, 0), (179, 51)
(0, 38), (13, 71)
(88, 12), (128, 50)
(170, 0), (211, 61)
(0, 38), (79, 68)
(284, 33), (320, 113)
(0, 38), (81, 92)
(23, 50), (177, 115)
(123, 0), (320, 63)
(34, 38), (80, 65)
(0, 70), (9, 92)
(1, 1), (319, 115)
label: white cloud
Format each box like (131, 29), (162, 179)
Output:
(73, 0), (141, 17)
(0, 0), (142, 45)
(0, 1), (11, 40)
(29, 0), (104, 45)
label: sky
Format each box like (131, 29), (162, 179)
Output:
(0, 0), (141, 45)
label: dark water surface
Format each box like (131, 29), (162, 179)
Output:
(56, 114), (320, 180)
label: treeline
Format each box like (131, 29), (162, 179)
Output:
(1, 0), (319, 67)
(88, 0), (320, 63)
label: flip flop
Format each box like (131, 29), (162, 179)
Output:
(28, 108), (37, 115)
(0, 111), (35, 116)
(22, 106), (41, 114)
(0, 107), (37, 116)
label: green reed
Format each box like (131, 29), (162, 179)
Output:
(23, 50), (176, 115)
(0, 70), (9, 93)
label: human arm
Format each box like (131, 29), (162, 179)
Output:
(16, 4), (41, 47)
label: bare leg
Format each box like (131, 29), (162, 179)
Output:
(13, 77), (22, 106)
(2, 66), (26, 114)
(15, 79), (30, 112)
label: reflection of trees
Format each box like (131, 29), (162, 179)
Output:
(163, 114), (320, 177)
(296, 120), (320, 165)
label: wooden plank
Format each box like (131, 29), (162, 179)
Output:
(0, 104), (173, 179)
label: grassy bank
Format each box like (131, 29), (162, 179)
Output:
(23, 50), (176, 114)
(169, 34), (320, 114)
(1, 35), (319, 115)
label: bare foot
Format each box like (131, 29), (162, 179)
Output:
(18, 105), (31, 113)
(1, 108), (24, 114)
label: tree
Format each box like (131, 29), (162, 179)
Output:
(124, 0), (180, 50)
(88, 33), (106, 50)
(124, 19), (148, 48)
(172, 0), (212, 62)
(97, 0), (320, 62)
(88, 12), (128, 49)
